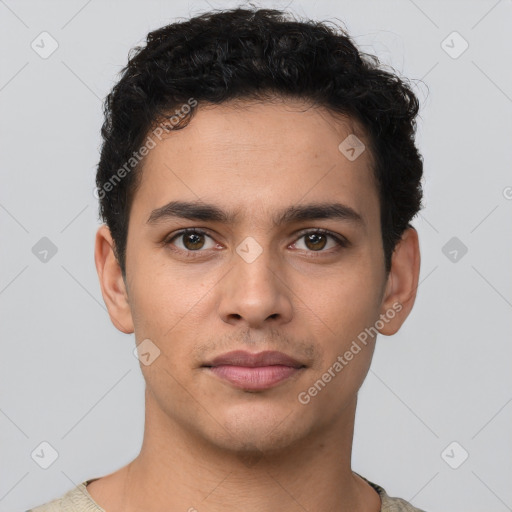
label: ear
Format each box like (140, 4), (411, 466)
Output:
(378, 226), (421, 335)
(94, 224), (134, 334)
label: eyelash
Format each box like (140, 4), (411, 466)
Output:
(163, 228), (349, 257)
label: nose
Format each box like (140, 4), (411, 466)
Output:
(217, 242), (293, 329)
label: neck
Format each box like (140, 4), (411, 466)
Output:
(106, 390), (381, 512)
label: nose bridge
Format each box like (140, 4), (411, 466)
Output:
(236, 238), (276, 286)
(218, 235), (292, 326)
(233, 235), (280, 296)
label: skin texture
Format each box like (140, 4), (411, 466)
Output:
(92, 98), (420, 512)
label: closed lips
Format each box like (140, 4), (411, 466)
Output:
(203, 350), (305, 368)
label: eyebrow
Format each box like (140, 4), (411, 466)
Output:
(146, 200), (365, 228)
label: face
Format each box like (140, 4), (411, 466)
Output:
(96, 98), (419, 455)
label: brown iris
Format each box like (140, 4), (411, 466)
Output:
(304, 232), (327, 251)
(183, 232), (205, 250)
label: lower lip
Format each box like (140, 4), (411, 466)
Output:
(205, 365), (302, 390)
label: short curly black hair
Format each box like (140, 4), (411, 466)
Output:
(96, 6), (424, 278)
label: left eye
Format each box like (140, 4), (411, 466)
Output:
(291, 230), (344, 252)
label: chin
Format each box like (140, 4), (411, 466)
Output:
(213, 405), (309, 455)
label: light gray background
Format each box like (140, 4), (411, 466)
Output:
(1, 0), (511, 511)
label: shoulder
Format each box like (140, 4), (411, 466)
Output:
(25, 480), (105, 512)
(380, 494), (428, 512)
(25, 495), (65, 512)
(355, 472), (428, 512)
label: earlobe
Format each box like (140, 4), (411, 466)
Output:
(378, 226), (421, 336)
(94, 224), (134, 334)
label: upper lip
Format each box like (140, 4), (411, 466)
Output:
(203, 350), (305, 369)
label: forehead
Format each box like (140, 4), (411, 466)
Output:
(131, 98), (379, 229)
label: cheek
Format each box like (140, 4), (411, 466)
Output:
(296, 258), (382, 339)
(127, 256), (220, 344)
(293, 267), (381, 413)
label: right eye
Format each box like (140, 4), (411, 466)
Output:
(165, 228), (220, 253)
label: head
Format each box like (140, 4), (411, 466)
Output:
(94, 7), (423, 456)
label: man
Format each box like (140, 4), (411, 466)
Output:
(28, 6), (426, 512)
